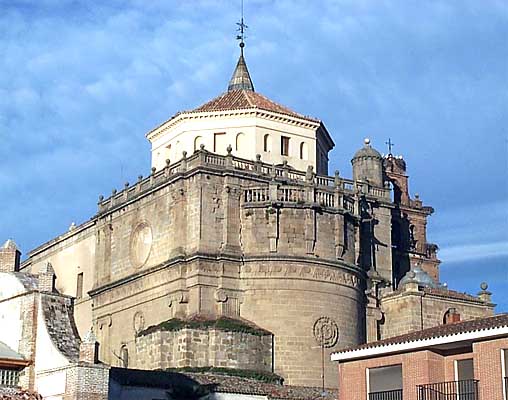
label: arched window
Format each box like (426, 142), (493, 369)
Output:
(299, 142), (308, 160)
(194, 136), (204, 152)
(120, 345), (129, 368)
(175, 141), (181, 159)
(263, 134), (272, 152)
(236, 132), (246, 151)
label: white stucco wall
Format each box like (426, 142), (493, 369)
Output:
(0, 273), (26, 353)
(34, 297), (69, 373)
(35, 369), (66, 400)
(149, 111), (321, 173)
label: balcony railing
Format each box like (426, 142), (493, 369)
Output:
(417, 379), (478, 400)
(368, 389), (403, 400)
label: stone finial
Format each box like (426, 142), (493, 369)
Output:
(334, 170), (341, 187)
(199, 144), (205, 151)
(151, 167), (156, 174)
(39, 262), (56, 293)
(83, 328), (98, 344)
(0, 239), (21, 272)
(306, 165), (314, 182)
(79, 327), (99, 364)
(478, 282), (492, 303)
(98, 195), (104, 202)
(226, 145), (232, 155)
(68, 222), (76, 231)
(112, 189), (117, 195)
(402, 270), (420, 292)
(124, 182), (129, 189)
(138, 175), (143, 181)
(182, 150), (187, 159)
(255, 154), (261, 161)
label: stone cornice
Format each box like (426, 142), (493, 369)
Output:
(146, 108), (322, 142)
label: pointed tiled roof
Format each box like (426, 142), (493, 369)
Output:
(228, 50), (254, 92)
(192, 89), (320, 123)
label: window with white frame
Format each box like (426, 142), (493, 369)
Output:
(502, 349), (508, 400)
(367, 364), (403, 399)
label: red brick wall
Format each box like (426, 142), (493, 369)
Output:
(338, 337), (508, 400)
(474, 338), (508, 400)
(338, 350), (445, 400)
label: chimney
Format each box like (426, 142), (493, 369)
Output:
(79, 328), (99, 364)
(38, 262), (56, 292)
(0, 239), (21, 272)
(444, 308), (461, 324)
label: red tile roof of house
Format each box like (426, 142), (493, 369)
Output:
(0, 387), (41, 400)
(332, 313), (508, 361)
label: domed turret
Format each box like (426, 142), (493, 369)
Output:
(351, 138), (384, 187)
(398, 264), (438, 289)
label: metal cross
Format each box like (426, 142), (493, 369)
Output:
(236, 0), (248, 47)
(385, 138), (395, 154)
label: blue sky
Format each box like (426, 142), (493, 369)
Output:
(1, 1), (507, 310)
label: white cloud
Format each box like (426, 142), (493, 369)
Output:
(440, 242), (508, 264)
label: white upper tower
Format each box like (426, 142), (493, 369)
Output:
(146, 32), (334, 175)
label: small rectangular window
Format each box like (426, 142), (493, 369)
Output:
(76, 272), (84, 299)
(0, 369), (20, 387)
(281, 136), (290, 156)
(214, 132), (227, 153)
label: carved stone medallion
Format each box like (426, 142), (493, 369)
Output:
(313, 316), (339, 348)
(130, 222), (152, 268)
(133, 311), (145, 334)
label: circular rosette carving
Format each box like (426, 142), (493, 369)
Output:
(313, 316), (339, 348)
(130, 222), (153, 268)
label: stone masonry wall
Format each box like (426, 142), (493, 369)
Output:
(135, 328), (272, 372)
(381, 291), (493, 339)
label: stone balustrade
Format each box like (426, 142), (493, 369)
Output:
(97, 148), (391, 214)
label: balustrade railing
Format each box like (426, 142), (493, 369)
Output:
(98, 149), (388, 213)
(278, 186), (306, 203)
(417, 379), (479, 400)
(244, 187), (270, 203)
(368, 389), (403, 400)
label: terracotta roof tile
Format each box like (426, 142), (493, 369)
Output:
(336, 313), (508, 354)
(0, 387), (41, 400)
(187, 372), (337, 399)
(423, 287), (482, 302)
(192, 90), (320, 123)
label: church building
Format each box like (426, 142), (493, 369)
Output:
(0, 36), (496, 398)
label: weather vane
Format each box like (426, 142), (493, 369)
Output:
(236, 0), (248, 50)
(385, 138), (395, 154)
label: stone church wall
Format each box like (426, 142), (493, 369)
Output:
(380, 288), (494, 339)
(135, 328), (272, 371)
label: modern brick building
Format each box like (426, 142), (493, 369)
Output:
(332, 313), (508, 400)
